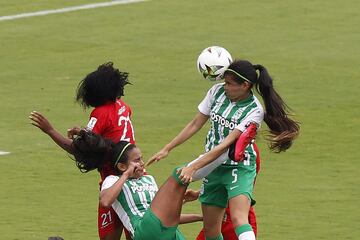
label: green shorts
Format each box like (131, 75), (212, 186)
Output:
(199, 164), (256, 208)
(134, 208), (185, 240)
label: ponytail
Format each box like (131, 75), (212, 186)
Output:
(253, 64), (300, 152)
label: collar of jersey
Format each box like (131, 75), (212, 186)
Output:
(231, 92), (254, 107)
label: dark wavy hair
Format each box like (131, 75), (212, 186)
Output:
(225, 59), (300, 152)
(76, 62), (130, 108)
(71, 130), (136, 172)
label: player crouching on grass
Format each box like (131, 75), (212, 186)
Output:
(71, 129), (202, 240)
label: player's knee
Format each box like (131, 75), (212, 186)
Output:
(171, 166), (188, 186)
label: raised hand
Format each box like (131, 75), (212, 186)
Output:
(183, 189), (200, 204)
(145, 148), (169, 166)
(123, 161), (139, 178)
(178, 165), (196, 184)
(67, 126), (82, 139)
(29, 111), (54, 134)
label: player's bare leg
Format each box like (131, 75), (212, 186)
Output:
(150, 172), (187, 227)
(229, 195), (255, 240)
(202, 205), (225, 239)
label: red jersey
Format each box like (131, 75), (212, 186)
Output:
(86, 99), (135, 181)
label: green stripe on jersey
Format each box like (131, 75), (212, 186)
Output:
(205, 85), (260, 166)
(115, 175), (158, 237)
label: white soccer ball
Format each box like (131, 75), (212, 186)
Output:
(197, 46), (233, 81)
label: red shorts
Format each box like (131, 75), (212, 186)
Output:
(98, 204), (122, 238)
(195, 207), (257, 240)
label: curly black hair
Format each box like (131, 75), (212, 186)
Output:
(76, 62), (130, 108)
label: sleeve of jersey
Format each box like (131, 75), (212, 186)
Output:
(87, 108), (107, 135)
(101, 175), (120, 191)
(198, 85), (217, 115)
(235, 107), (264, 132)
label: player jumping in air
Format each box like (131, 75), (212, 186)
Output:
(148, 59), (300, 240)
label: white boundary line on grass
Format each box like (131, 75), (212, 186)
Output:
(0, 151), (10, 156)
(0, 0), (148, 22)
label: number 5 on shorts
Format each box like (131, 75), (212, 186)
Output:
(231, 169), (238, 183)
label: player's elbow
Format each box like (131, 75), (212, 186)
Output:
(99, 198), (112, 208)
(99, 192), (113, 208)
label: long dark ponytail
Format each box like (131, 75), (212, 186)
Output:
(253, 64), (300, 152)
(225, 60), (300, 152)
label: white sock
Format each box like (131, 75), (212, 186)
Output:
(238, 231), (256, 240)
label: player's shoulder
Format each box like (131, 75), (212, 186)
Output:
(205, 83), (225, 101)
(209, 82), (225, 94)
(105, 175), (120, 181)
(210, 82), (224, 90)
(142, 175), (156, 184)
(116, 99), (131, 109)
(116, 99), (133, 117)
(101, 175), (120, 190)
(91, 102), (113, 114)
(252, 95), (264, 111)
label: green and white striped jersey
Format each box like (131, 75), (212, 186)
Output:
(101, 175), (158, 238)
(198, 83), (264, 165)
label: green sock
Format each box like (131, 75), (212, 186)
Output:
(171, 166), (188, 186)
(205, 234), (223, 240)
(235, 224), (253, 236)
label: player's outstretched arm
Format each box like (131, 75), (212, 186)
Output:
(29, 111), (74, 154)
(146, 112), (209, 166)
(67, 126), (82, 139)
(179, 129), (242, 183)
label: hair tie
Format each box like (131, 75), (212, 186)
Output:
(225, 69), (253, 83)
(114, 143), (131, 167)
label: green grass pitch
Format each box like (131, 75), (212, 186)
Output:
(0, 0), (359, 239)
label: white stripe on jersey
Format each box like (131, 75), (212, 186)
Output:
(144, 176), (158, 200)
(142, 176), (154, 185)
(123, 184), (144, 217)
(206, 91), (227, 150)
(218, 102), (236, 142)
(112, 199), (135, 236)
(138, 191), (150, 211)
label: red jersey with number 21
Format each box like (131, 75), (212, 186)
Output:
(86, 99), (135, 181)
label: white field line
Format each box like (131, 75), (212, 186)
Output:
(0, 151), (10, 155)
(0, 0), (148, 22)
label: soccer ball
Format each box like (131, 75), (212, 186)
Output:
(197, 46), (232, 81)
